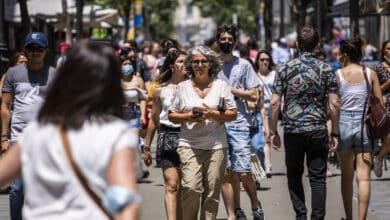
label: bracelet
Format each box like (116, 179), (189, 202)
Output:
(1, 139), (8, 143)
(331, 133), (339, 137)
(269, 130), (278, 136)
(143, 146), (151, 152)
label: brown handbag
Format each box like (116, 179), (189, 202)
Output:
(59, 126), (113, 219)
(362, 67), (390, 139)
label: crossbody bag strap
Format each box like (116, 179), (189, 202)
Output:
(59, 126), (112, 219)
(361, 66), (373, 151)
(258, 74), (272, 95)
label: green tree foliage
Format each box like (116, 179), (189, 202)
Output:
(89, 0), (179, 41)
(192, 0), (259, 38)
(143, 0), (179, 40)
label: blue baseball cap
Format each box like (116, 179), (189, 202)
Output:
(24, 32), (48, 48)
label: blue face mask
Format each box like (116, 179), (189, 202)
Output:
(122, 65), (134, 75)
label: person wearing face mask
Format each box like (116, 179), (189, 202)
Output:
(121, 56), (147, 133)
(121, 56), (148, 182)
(216, 24), (264, 220)
(373, 39), (390, 178)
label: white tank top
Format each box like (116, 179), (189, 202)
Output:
(159, 85), (180, 128)
(259, 70), (276, 110)
(337, 68), (371, 111)
(123, 88), (140, 104)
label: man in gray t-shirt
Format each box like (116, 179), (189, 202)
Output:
(1, 32), (56, 220)
(216, 24), (263, 220)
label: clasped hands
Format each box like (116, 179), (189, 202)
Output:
(187, 104), (216, 122)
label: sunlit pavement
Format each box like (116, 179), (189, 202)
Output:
(138, 125), (383, 220)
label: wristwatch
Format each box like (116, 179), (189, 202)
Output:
(143, 146), (151, 152)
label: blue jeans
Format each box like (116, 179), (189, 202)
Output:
(124, 104), (142, 129)
(10, 179), (24, 220)
(250, 111), (265, 166)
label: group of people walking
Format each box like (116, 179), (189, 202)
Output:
(0, 22), (388, 220)
(141, 25), (390, 220)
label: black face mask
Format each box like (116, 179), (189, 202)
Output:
(218, 42), (234, 54)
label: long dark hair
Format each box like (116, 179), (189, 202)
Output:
(38, 41), (124, 130)
(380, 40), (390, 62)
(156, 49), (186, 85)
(254, 49), (275, 71)
(5, 51), (27, 70)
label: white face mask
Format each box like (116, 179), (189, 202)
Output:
(385, 55), (390, 64)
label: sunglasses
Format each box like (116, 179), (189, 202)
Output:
(192, 60), (209, 65)
(259, 58), (270, 62)
(26, 46), (45, 53)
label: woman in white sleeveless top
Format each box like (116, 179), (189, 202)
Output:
(254, 49), (276, 177)
(336, 39), (383, 220)
(143, 49), (187, 220)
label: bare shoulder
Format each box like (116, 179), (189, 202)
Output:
(152, 87), (162, 99)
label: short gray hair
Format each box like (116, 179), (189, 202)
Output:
(185, 46), (223, 79)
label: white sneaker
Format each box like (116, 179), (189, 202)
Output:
(265, 164), (272, 178)
(374, 156), (383, 178)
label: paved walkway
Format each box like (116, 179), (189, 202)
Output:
(139, 147), (382, 220)
(0, 141), (388, 219)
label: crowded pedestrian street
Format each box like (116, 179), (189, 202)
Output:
(1, 1), (390, 220)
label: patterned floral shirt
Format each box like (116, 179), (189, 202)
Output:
(272, 52), (338, 133)
(375, 63), (390, 113)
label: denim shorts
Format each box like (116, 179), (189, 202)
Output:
(226, 126), (252, 172)
(338, 110), (379, 153)
(250, 111), (265, 152)
(123, 104), (142, 129)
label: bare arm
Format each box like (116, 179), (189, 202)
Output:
(328, 93), (340, 152)
(371, 70), (384, 106)
(269, 94), (282, 151)
(143, 119), (156, 167)
(380, 79), (390, 92)
(168, 110), (203, 124)
(137, 77), (147, 126)
(0, 74), (6, 99)
(151, 88), (162, 128)
(258, 87), (268, 137)
(202, 105), (237, 122)
(107, 147), (139, 220)
(142, 88), (162, 167)
(0, 143), (21, 188)
(269, 94), (281, 136)
(1, 93), (13, 152)
(231, 87), (257, 102)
